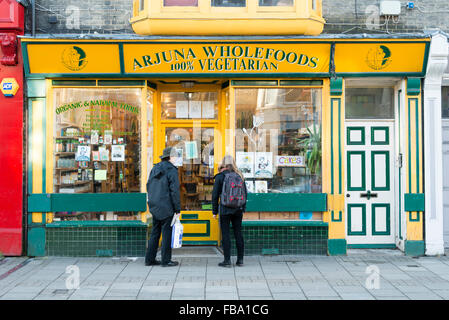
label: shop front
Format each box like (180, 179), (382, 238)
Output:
(22, 36), (429, 257)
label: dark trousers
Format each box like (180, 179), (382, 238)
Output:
(220, 211), (244, 262)
(145, 215), (173, 264)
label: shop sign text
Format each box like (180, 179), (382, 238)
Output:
(126, 43), (330, 74)
(55, 99), (140, 115)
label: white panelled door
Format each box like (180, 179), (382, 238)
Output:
(346, 122), (395, 245)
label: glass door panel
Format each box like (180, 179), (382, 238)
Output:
(164, 126), (216, 211)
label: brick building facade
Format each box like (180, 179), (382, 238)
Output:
(27, 0), (449, 35)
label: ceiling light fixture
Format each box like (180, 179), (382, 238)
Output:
(180, 81), (195, 89)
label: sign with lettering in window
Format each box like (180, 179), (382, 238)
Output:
(276, 155), (304, 167)
(124, 43), (331, 75)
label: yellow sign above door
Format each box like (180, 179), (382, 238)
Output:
(21, 38), (430, 77)
(123, 43), (331, 75)
(334, 42), (428, 74)
(26, 44), (121, 74)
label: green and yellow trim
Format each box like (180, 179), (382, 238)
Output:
(323, 77), (346, 255)
(404, 78), (424, 255)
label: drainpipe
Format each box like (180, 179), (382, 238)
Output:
(32, 0), (35, 37)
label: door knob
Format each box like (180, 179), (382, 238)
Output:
(346, 194), (350, 198)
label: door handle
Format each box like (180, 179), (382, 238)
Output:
(360, 190), (378, 200)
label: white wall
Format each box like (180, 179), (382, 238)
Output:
(443, 118), (449, 247)
(424, 34), (448, 256)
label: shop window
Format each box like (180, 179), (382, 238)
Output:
(345, 88), (394, 119)
(259, 0), (294, 6)
(235, 88), (322, 193)
(164, 0), (198, 6)
(161, 91), (218, 119)
(211, 0), (246, 7)
(443, 87), (449, 118)
(52, 88), (142, 221)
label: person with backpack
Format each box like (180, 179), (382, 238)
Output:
(212, 155), (247, 268)
(145, 147), (181, 267)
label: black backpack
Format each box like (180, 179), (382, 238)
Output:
(220, 171), (246, 208)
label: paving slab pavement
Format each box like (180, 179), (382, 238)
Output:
(2, 248), (449, 300)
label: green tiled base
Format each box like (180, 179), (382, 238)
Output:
(328, 239), (347, 255)
(404, 240), (425, 257)
(27, 227), (46, 257)
(46, 226), (147, 257)
(227, 225), (328, 256)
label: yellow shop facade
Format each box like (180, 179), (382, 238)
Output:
(23, 0), (430, 257)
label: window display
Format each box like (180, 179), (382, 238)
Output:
(235, 88), (322, 193)
(161, 91), (218, 119)
(52, 88), (142, 221)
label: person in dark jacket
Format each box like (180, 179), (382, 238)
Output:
(212, 155), (247, 268)
(145, 147), (181, 267)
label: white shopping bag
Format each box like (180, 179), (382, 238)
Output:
(171, 214), (183, 249)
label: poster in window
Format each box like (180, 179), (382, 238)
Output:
(255, 180), (268, 193)
(202, 101), (215, 119)
(185, 141), (198, 160)
(189, 101), (202, 118)
(236, 152), (254, 178)
(92, 151), (100, 161)
(104, 130), (113, 145)
(99, 146), (109, 161)
(75, 145), (90, 161)
(245, 180), (255, 193)
(111, 145), (125, 161)
(254, 152), (273, 178)
(94, 170), (107, 181)
(208, 155), (214, 169)
(172, 148), (183, 167)
(276, 155), (304, 167)
(176, 101), (189, 119)
(91, 130), (99, 145)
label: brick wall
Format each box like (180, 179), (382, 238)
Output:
(27, 0), (449, 35)
(323, 0), (449, 34)
(28, 0), (134, 34)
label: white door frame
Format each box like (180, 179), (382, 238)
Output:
(394, 81), (406, 251)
